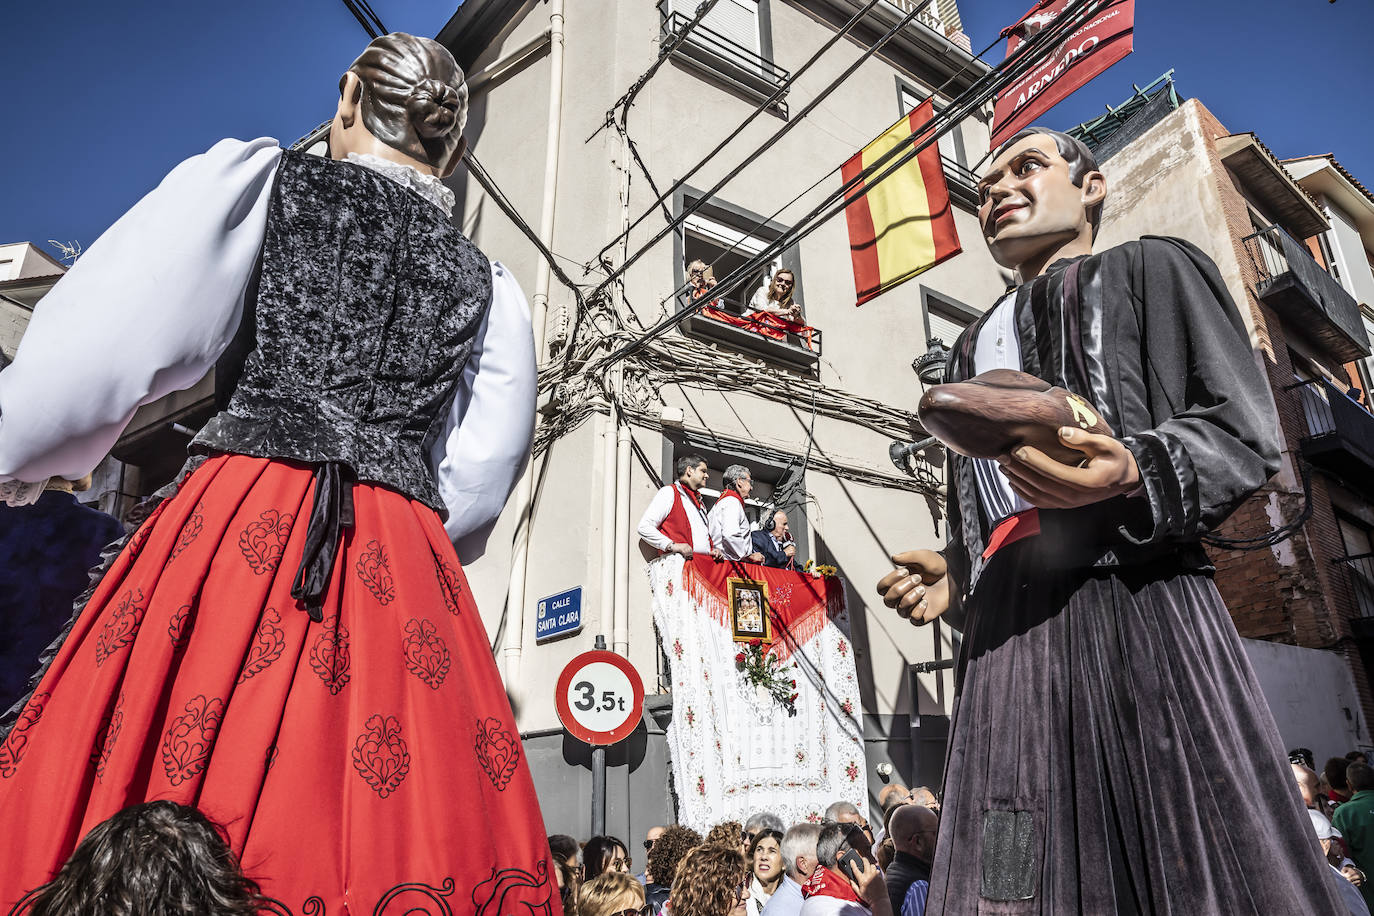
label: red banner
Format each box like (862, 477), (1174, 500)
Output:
(989, 0), (1135, 149)
(679, 557), (845, 663)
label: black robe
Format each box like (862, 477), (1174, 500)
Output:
(930, 237), (1345, 914)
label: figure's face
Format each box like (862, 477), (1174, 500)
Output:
(753, 837), (783, 883)
(772, 272), (795, 299)
(735, 473), (753, 498)
(977, 134), (1103, 272)
(774, 513), (789, 538)
(682, 461), (709, 491)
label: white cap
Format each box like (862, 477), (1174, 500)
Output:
(1310, 808), (1342, 840)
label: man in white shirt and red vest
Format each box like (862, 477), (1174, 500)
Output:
(637, 455), (723, 559)
(707, 464), (765, 563)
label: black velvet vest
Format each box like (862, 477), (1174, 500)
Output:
(193, 149), (493, 514)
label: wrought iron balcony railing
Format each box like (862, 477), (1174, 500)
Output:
(1337, 552), (1374, 619)
(1291, 377), (1374, 493)
(664, 8), (790, 99)
(1242, 224), (1370, 363)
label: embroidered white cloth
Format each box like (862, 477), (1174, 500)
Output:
(648, 555), (867, 831)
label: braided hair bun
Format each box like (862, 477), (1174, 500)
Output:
(406, 78), (461, 139)
(345, 33), (469, 167)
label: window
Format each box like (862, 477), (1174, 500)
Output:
(1337, 512), (1374, 619)
(675, 189), (818, 365)
(919, 287), (978, 350)
(898, 84), (965, 167)
(662, 0), (787, 102)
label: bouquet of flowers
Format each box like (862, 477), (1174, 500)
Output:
(802, 559), (837, 578)
(734, 638), (798, 717)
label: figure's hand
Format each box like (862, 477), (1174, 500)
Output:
(846, 857), (892, 916)
(671, 543), (694, 558)
(997, 427), (1141, 509)
(1344, 865), (1365, 887)
(877, 550), (949, 625)
(711, 548), (724, 561)
(746, 552), (765, 564)
(783, 544), (796, 558)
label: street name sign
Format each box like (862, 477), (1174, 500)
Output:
(536, 586), (583, 643)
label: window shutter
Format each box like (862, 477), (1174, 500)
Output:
(671, 0), (761, 55)
(926, 307), (967, 348)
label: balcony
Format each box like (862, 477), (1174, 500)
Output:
(1341, 552), (1374, 623)
(1293, 377), (1374, 494)
(941, 154), (980, 210)
(1243, 225), (1371, 363)
(663, 6), (791, 106)
(680, 297), (822, 370)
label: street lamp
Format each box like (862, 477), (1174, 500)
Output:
(890, 338), (951, 478)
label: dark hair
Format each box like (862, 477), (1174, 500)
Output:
(992, 126), (1102, 240)
(746, 828), (784, 861)
(13, 802), (269, 916)
(646, 825), (701, 889)
(582, 835), (629, 881)
(816, 822), (847, 869)
(1347, 750), (1368, 763)
(548, 833), (580, 865)
(1326, 756), (1352, 792)
(1350, 762), (1374, 793)
(675, 455), (706, 479)
(345, 32), (468, 168)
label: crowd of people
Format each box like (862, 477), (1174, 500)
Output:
(1291, 748), (1374, 914)
(551, 786), (941, 916)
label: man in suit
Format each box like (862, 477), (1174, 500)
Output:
(752, 509), (797, 569)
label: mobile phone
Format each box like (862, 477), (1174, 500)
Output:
(844, 824), (874, 861)
(838, 848), (867, 883)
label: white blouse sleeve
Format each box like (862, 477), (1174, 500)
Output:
(431, 260), (537, 542)
(0, 137), (282, 483)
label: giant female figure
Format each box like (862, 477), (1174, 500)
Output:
(0, 34), (556, 913)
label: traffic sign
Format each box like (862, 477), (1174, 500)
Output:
(555, 650), (645, 747)
(536, 587), (583, 642)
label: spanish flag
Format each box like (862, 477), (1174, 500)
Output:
(842, 99), (961, 305)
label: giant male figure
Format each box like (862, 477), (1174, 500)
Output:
(878, 129), (1344, 913)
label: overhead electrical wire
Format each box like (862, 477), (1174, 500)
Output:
(590, 0), (933, 298)
(340, 0), (386, 38)
(588, 0), (1108, 373)
(593, 0), (890, 265)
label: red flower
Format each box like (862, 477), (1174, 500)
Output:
(790, 679), (797, 687)
(750, 638), (762, 649)
(789, 693), (799, 702)
(735, 652), (746, 664)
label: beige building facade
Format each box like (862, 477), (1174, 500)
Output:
(436, 0), (1002, 838)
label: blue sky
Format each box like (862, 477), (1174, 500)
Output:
(2, 0), (1371, 259)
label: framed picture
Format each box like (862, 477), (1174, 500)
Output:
(728, 577), (770, 642)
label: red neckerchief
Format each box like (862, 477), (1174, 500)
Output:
(716, 488), (744, 508)
(801, 867), (867, 907)
(676, 482), (706, 514)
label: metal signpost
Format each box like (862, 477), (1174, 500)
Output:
(554, 641), (645, 837)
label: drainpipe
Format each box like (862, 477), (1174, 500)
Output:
(503, 0), (566, 692)
(599, 410), (619, 645)
(613, 420), (632, 656)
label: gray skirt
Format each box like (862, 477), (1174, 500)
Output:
(929, 536), (1345, 915)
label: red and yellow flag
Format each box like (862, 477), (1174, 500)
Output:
(842, 99), (960, 306)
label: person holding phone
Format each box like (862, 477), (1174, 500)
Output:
(799, 823), (893, 916)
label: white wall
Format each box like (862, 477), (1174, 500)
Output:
(1243, 638), (1371, 759)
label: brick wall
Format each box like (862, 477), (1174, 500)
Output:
(1188, 103), (1374, 729)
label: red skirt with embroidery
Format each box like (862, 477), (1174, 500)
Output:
(0, 454), (559, 915)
